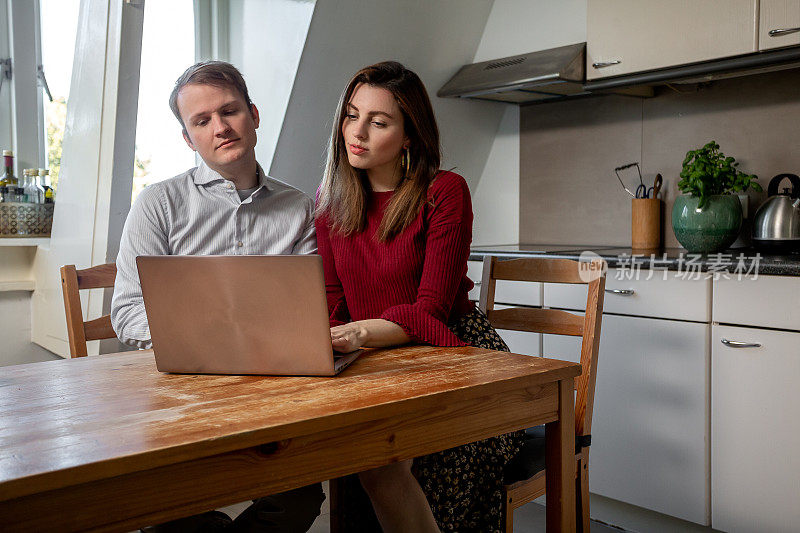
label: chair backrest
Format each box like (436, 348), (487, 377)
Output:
(60, 263), (117, 357)
(478, 255), (605, 439)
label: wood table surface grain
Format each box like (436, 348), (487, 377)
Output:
(0, 345), (580, 532)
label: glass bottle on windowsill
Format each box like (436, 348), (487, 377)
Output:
(0, 150), (16, 187)
(21, 169), (31, 202)
(23, 169), (42, 203)
(13, 186), (25, 203)
(36, 169), (47, 204)
(39, 168), (54, 203)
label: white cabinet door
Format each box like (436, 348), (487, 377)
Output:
(545, 315), (710, 525)
(713, 275), (800, 330)
(760, 0), (800, 50)
(545, 268), (711, 322)
(587, 0), (757, 80)
(712, 325), (800, 533)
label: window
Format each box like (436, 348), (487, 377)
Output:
(132, 0), (196, 201)
(0, 0), (12, 153)
(3, 1), (203, 202)
(0, 0), (79, 192)
(39, 0), (80, 192)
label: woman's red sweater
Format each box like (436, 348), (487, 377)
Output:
(315, 170), (475, 346)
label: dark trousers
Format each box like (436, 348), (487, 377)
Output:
(141, 483), (325, 533)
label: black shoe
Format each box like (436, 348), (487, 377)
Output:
(140, 510), (232, 533)
(231, 484), (325, 533)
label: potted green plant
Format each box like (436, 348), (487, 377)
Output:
(672, 140), (762, 253)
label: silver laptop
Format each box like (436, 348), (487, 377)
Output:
(136, 255), (361, 375)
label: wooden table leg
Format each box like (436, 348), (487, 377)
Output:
(329, 477), (344, 533)
(545, 378), (576, 532)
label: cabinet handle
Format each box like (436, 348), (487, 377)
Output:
(473, 281), (482, 286)
(605, 288), (635, 296)
(769, 27), (800, 37)
(720, 338), (762, 348)
(592, 60), (621, 68)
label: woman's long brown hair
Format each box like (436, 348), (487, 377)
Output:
(317, 61), (441, 242)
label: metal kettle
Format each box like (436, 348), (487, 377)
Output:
(752, 173), (800, 252)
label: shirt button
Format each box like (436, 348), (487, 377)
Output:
(237, 241), (243, 247)
(228, 183), (234, 189)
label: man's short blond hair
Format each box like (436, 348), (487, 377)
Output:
(169, 61), (253, 132)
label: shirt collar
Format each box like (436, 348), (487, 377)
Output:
(256, 165), (271, 193)
(193, 160), (270, 193)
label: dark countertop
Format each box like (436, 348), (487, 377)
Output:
(469, 244), (800, 276)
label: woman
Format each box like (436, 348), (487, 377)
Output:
(315, 61), (522, 533)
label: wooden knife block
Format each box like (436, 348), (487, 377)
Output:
(632, 198), (661, 251)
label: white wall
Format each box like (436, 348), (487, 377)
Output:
(0, 245), (56, 365)
(472, 107), (519, 245)
(269, 0), (499, 196)
(227, 0), (316, 171)
(0, 292), (59, 366)
(470, 0), (587, 245)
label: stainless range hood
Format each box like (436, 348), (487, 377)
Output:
(437, 43), (589, 104)
(440, 42), (800, 105)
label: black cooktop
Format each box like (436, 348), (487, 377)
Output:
(469, 244), (800, 276)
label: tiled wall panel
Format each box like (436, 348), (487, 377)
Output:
(520, 69), (800, 247)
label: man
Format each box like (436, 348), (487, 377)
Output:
(111, 61), (323, 532)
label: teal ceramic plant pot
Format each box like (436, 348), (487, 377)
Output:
(672, 195), (742, 253)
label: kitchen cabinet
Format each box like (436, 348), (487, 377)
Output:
(470, 254), (800, 528)
(545, 269), (710, 322)
(711, 276), (800, 532)
(713, 274), (800, 330)
(711, 325), (800, 533)
(587, 0), (757, 80)
(544, 271), (711, 525)
(760, 0), (800, 50)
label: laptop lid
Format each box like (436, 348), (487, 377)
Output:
(137, 255), (345, 376)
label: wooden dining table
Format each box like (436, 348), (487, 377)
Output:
(0, 345), (580, 532)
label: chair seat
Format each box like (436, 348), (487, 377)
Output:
(503, 427), (546, 484)
(503, 426), (588, 484)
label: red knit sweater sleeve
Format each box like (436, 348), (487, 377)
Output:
(315, 214), (351, 327)
(380, 172), (472, 346)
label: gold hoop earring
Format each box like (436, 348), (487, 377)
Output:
(402, 148), (411, 179)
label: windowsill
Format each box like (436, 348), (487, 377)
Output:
(0, 237), (50, 247)
(0, 239), (46, 292)
(0, 280), (35, 292)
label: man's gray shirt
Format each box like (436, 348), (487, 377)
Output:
(111, 161), (317, 348)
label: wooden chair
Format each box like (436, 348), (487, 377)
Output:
(60, 263), (118, 357)
(478, 255), (606, 533)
